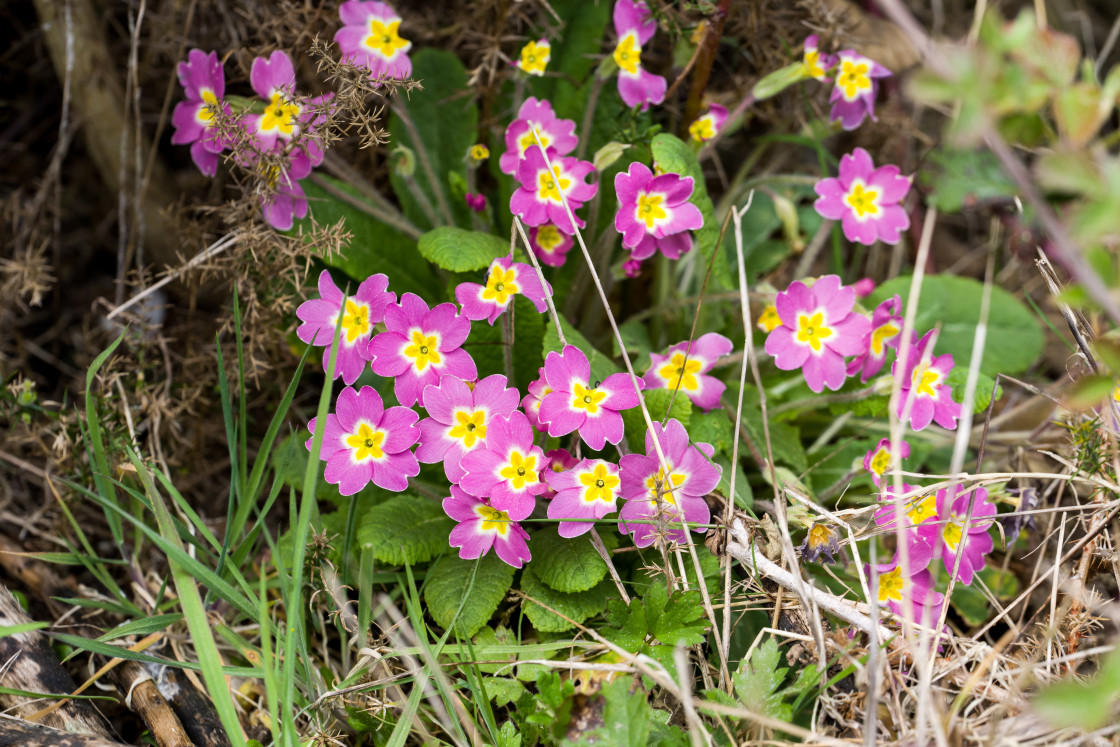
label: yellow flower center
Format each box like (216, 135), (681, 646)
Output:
(659, 353), (702, 391)
(907, 495), (937, 525)
(476, 505), (511, 536)
(499, 452), (538, 490)
(688, 116), (715, 142)
(470, 144), (490, 161)
(572, 382), (607, 414)
(613, 34), (642, 75)
(636, 193), (667, 229)
(803, 49), (825, 80)
(259, 92), (302, 137)
(869, 448), (890, 476)
(537, 166), (570, 203)
(838, 59), (871, 99)
(536, 224), (564, 252)
(796, 312), (834, 352)
(345, 423), (385, 461)
(579, 464), (619, 504)
(448, 410), (487, 448)
(645, 467), (685, 505)
(911, 365), (939, 398)
(871, 322), (899, 356)
(846, 183), (879, 219)
(519, 127), (551, 156)
(943, 519), (963, 552)
(519, 40), (550, 75)
(482, 266), (519, 306)
(366, 19), (409, 58)
(806, 524), (834, 551)
(404, 330), (441, 371)
(877, 566), (905, 603)
(197, 89), (219, 124)
(757, 305), (782, 333)
(339, 298), (371, 344)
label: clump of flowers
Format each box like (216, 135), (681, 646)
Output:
(814, 148), (912, 246)
(915, 484), (996, 585)
(611, 0), (666, 110)
(614, 162), (703, 261)
(499, 97), (578, 176)
(334, 1), (413, 80)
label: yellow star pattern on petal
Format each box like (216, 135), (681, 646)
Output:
(838, 59), (871, 99)
(571, 383), (607, 414)
(911, 364), (940, 397)
(659, 353), (702, 391)
(448, 410), (487, 448)
(613, 34), (642, 75)
(482, 266), (519, 306)
(404, 330), (441, 371)
(796, 312), (834, 352)
(476, 504), (511, 535)
(645, 467), (685, 505)
(870, 322), (899, 355)
(536, 224), (564, 252)
(538, 166), (571, 203)
(688, 116), (715, 142)
(635, 192), (667, 229)
(579, 463), (619, 504)
(259, 92), (301, 137)
(499, 451), (539, 490)
(345, 423), (385, 461)
(518, 39), (551, 76)
(846, 183), (879, 219)
(877, 566), (905, 603)
(365, 19), (409, 59)
(339, 299), (371, 344)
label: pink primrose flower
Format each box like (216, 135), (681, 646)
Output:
(763, 275), (871, 393)
(296, 270), (396, 385)
(529, 223), (574, 267)
(642, 332), (733, 412)
(828, 51), (891, 130)
(171, 49), (230, 176)
(867, 541), (944, 623)
(335, 1), (412, 80)
(444, 485), (531, 568)
(863, 436), (911, 486)
(458, 411), (547, 521)
(612, 0), (666, 110)
(915, 484), (996, 585)
(618, 419), (719, 547)
(847, 294), (903, 383)
(367, 293), (477, 407)
(801, 35), (834, 82)
(520, 368), (551, 432)
(455, 257), (550, 325)
(415, 374), (520, 483)
(873, 482), (939, 534)
(245, 51), (327, 159)
(510, 145), (597, 234)
(852, 277), (876, 297)
(688, 103), (729, 143)
(306, 385), (419, 495)
(891, 330), (961, 431)
(541, 447), (579, 499)
(546, 459), (621, 538)
(538, 345), (642, 451)
(614, 162), (703, 261)
(498, 97), (578, 176)
(814, 148), (911, 246)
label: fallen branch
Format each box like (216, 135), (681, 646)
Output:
(0, 719), (131, 747)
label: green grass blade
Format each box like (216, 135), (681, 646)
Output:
(83, 329), (127, 545)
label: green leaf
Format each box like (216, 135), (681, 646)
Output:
(602, 598), (648, 651)
(389, 49), (478, 229)
(520, 566), (615, 633)
(919, 148), (1018, 212)
(651, 133), (730, 289)
(495, 719), (523, 747)
(463, 295), (547, 394)
(950, 568), (1021, 627)
(563, 678), (688, 747)
(1034, 647), (1120, 730)
(944, 367), (1002, 413)
(530, 532), (615, 593)
(484, 677), (527, 707)
(868, 275), (1044, 376)
(543, 315), (621, 383)
(644, 583), (710, 647)
(733, 638), (791, 721)
(299, 176), (439, 300)
(425, 553), (516, 637)
(740, 403), (807, 473)
(356, 495), (453, 565)
(621, 388), (693, 452)
(418, 227), (509, 273)
(688, 409), (734, 455)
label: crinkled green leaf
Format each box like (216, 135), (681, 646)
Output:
(621, 388), (693, 451)
(563, 678), (687, 747)
(495, 720), (522, 747)
(944, 367), (1002, 413)
(483, 677), (527, 707)
(919, 148), (1018, 212)
(644, 583), (710, 646)
(520, 566), (615, 633)
(417, 227), (508, 273)
(356, 495), (453, 565)
(688, 409), (733, 455)
(602, 597), (648, 652)
(529, 532), (617, 593)
(425, 553), (515, 637)
(733, 638), (791, 721)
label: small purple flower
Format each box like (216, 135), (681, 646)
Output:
(642, 333), (732, 412)
(545, 459), (621, 538)
(368, 293), (477, 407)
(415, 374), (520, 483)
(455, 257), (550, 326)
(618, 419), (720, 547)
(847, 294), (903, 382)
(763, 275), (871, 393)
(863, 436), (910, 486)
(623, 258), (643, 278)
(465, 192), (487, 213)
(828, 51), (891, 130)
(171, 49), (229, 176)
(538, 345), (642, 451)
(892, 330), (961, 431)
(444, 485), (531, 568)
(306, 385), (420, 495)
(335, 1), (412, 80)
(853, 277), (876, 297)
(510, 145), (597, 234)
(459, 411), (547, 521)
(612, 0), (666, 110)
(688, 103), (728, 142)
(499, 97), (578, 176)
(529, 224), (574, 267)
(799, 523), (841, 564)
(521, 370), (551, 432)
(916, 484), (996, 585)
(296, 270), (396, 385)
(814, 148), (911, 246)
(614, 162), (703, 261)
(867, 541), (944, 623)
